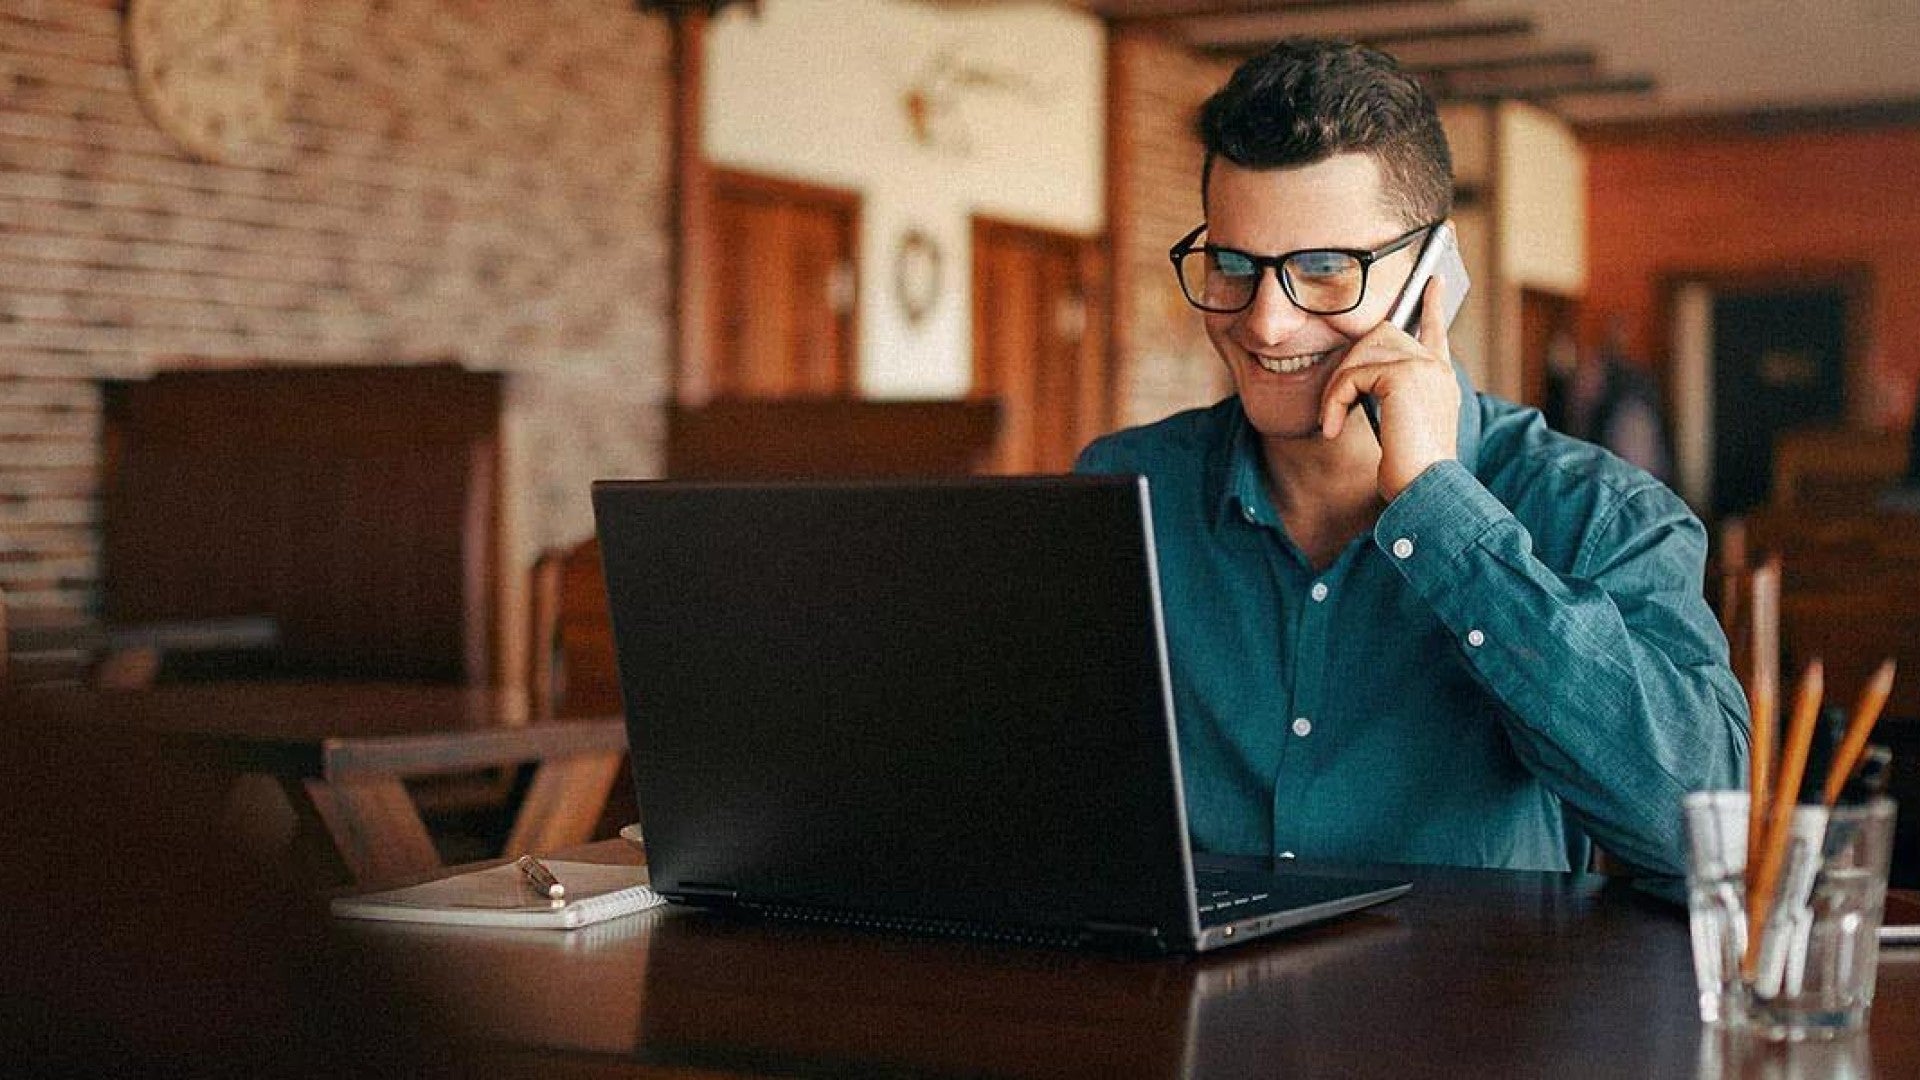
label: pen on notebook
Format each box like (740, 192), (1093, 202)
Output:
(516, 854), (566, 902)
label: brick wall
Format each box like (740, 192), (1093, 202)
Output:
(1106, 29), (1230, 431)
(0, 0), (674, 677)
(1583, 122), (1920, 429)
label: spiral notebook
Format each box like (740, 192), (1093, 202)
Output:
(331, 859), (665, 930)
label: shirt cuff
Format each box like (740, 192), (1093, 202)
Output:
(1372, 459), (1512, 575)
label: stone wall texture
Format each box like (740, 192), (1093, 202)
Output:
(0, 0), (675, 678)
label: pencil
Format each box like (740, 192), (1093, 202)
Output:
(1745, 671), (1776, 912)
(1743, 658), (1823, 980)
(1743, 558), (1782, 904)
(1820, 659), (1897, 807)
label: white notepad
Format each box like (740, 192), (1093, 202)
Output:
(331, 859), (665, 930)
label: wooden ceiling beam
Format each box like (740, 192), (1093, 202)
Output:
(1437, 74), (1658, 104)
(1092, 0), (1457, 30)
(1186, 14), (1538, 60)
(1404, 47), (1599, 80)
(1358, 16), (1536, 49)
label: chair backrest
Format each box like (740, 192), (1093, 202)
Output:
(1771, 428), (1906, 510)
(666, 398), (1000, 480)
(0, 585), (11, 687)
(1735, 507), (1920, 721)
(527, 538), (621, 722)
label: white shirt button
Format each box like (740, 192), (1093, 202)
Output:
(1467, 629), (1486, 648)
(1310, 581), (1329, 602)
(1391, 537), (1415, 559)
(1242, 504), (1258, 524)
(1279, 851), (1296, 860)
(1291, 716), (1312, 737)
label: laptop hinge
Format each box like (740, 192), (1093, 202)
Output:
(671, 882), (740, 906)
(1079, 920), (1166, 952)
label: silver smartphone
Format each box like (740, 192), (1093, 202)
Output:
(1387, 220), (1471, 333)
(1362, 221), (1471, 436)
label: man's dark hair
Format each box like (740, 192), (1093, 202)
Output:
(1198, 37), (1453, 228)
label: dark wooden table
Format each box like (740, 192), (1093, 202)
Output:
(331, 841), (1920, 1078)
(5, 681), (628, 885)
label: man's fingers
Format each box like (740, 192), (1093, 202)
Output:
(1320, 355), (1380, 439)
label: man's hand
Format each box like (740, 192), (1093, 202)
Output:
(1318, 276), (1462, 501)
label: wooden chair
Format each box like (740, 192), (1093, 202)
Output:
(1736, 507), (1920, 722)
(665, 398), (1000, 481)
(528, 539), (623, 723)
(1770, 428), (1906, 510)
(0, 585), (10, 687)
(526, 538), (631, 843)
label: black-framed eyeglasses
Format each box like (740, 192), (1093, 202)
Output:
(1168, 221), (1436, 316)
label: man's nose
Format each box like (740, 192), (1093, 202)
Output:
(1236, 268), (1310, 342)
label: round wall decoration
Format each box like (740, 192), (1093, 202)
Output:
(124, 0), (301, 163)
(894, 227), (942, 327)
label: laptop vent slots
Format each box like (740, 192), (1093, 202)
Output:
(739, 901), (1087, 949)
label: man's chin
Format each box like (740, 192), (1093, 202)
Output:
(1237, 402), (1325, 443)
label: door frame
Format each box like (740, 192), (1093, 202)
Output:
(1657, 264), (1873, 515)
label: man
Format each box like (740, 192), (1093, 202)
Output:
(1076, 38), (1747, 876)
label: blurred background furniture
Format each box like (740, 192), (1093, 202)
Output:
(1768, 428), (1907, 511)
(9, 682), (626, 888)
(100, 365), (502, 685)
(664, 397), (1000, 480)
(1733, 506), (1920, 886)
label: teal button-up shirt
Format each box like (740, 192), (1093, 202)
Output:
(1075, 378), (1748, 875)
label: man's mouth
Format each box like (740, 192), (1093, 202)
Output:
(1251, 348), (1337, 375)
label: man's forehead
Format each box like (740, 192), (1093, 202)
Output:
(1203, 154), (1402, 246)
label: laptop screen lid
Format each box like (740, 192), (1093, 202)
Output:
(592, 476), (1202, 948)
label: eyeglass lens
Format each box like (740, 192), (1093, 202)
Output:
(1179, 247), (1365, 314)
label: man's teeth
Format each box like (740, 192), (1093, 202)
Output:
(1254, 351), (1328, 374)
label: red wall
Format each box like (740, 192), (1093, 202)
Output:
(1583, 123), (1920, 429)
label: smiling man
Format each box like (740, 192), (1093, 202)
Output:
(1076, 38), (1748, 876)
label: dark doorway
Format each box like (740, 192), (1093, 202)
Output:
(1710, 287), (1848, 516)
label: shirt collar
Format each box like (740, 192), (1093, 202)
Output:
(1210, 361), (1482, 525)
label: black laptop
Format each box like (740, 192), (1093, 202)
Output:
(590, 475), (1409, 953)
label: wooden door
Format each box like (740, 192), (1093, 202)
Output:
(706, 169), (859, 399)
(971, 218), (1107, 474)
